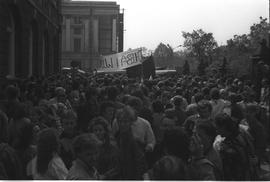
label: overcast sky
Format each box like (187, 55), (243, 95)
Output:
(73, 0), (269, 51)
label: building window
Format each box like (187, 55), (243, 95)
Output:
(74, 38), (81, 52)
(99, 16), (112, 54)
(73, 28), (81, 35)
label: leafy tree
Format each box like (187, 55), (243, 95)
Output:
(182, 60), (190, 75)
(182, 29), (218, 60)
(153, 43), (174, 58)
(182, 29), (217, 74)
(219, 57), (228, 76)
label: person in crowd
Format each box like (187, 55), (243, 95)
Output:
(106, 86), (125, 109)
(183, 100), (213, 137)
(126, 96), (156, 153)
(77, 87), (99, 132)
(214, 113), (259, 180)
(49, 87), (72, 110)
(99, 101), (116, 129)
(12, 118), (36, 179)
(170, 95), (187, 126)
(243, 103), (267, 163)
(209, 88), (230, 118)
(115, 106), (148, 179)
(229, 93), (244, 123)
(0, 110), (8, 143)
(0, 143), (23, 179)
(67, 133), (101, 179)
(195, 122), (223, 180)
(151, 100), (165, 143)
(59, 110), (77, 169)
(88, 117), (120, 179)
(27, 128), (68, 179)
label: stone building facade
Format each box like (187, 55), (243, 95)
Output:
(0, 0), (62, 78)
(61, 0), (124, 71)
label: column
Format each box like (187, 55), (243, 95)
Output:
(41, 36), (45, 75)
(93, 18), (99, 53)
(112, 18), (117, 52)
(66, 18), (71, 51)
(84, 19), (89, 51)
(28, 28), (33, 76)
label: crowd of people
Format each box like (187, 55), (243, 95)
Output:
(0, 70), (269, 180)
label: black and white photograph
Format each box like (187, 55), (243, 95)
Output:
(0, 0), (269, 180)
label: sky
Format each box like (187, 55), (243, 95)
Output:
(73, 0), (269, 51)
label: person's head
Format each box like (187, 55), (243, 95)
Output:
(194, 92), (204, 103)
(99, 101), (115, 122)
(152, 100), (164, 113)
(171, 95), (183, 109)
(72, 133), (101, 167)
(197, 100), (212, 119)
(55, 87), (66, 103)
(127, 96), (143, 113)
(5, 85), (19, 101)
(61, 110), (77, 136)
(215, 113), (238, 138)
(244, 103), (259, 119)
(116, 106), (137, 132)
(12, 117), (34, 150)
(36, 128), (60, 174)
(202, 87), (210, 98)
(162, 128), (190, 162)
(219, 89), (228, 100)
(151, 156), (187, 180)
(85, 87), (98, 101)
(210, 88), (220, 100)
(107, 86), (119, 101)
(186, 104), (198, 116)
(88, 117), (109, 143)
(195, 122), (217, 153)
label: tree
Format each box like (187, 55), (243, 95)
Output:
(182, 29), (217, 74)
(153, 43), (174, 58)
(183, 60), (190, 75)
(153, 43), (174, 67)
(224, 17), (270, 77)
(182, 29), (217, 60)
(219, 57), (228, 76)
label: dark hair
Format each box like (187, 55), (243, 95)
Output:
(194, 92), (204, 103)
(5, 85), (19, 100)
(72, 133), (101, 158)
(215, 113), (239, 136)
(152, 156), (186, 180)
(36, 128), (59, 174)
(85, 87), (97, 100)
(210, 88), (220, 100)
(88, 117), (110, 146)
(99, 101), (115, 116)
(197, 100), (212, 113)
(196, 122), (217, 143)
(164, 108), (177, 120)
(13, 118), (34, 150)
(0, 143), (23, 179)
(107, 86), (119, 100)
(152, 100), (164, 113)
(127, 96), (143, 113)
(163, 128), (190, 162)
(172, 96), (183, 107)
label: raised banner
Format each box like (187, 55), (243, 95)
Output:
(97, 48), (143, 72)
